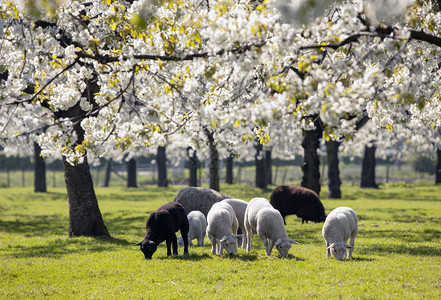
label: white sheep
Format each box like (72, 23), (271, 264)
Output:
(244, 197), (299, 257)
(221, 198), (248, 248)
(206, 201), (242, 256)
(177, 210), (207, 247)
(322, 206), (358, 260)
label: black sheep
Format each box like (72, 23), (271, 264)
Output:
(270, 185), (326, 224)
(136, 202), (189, 259)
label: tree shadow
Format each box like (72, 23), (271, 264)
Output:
(359, 244), (441, 257)
(335, 256), (375, 262)
(4, 235), (132, 259)
(156, 253), (213, 261)
(0, 215), (67, 236)
(363, 228), (441, 243)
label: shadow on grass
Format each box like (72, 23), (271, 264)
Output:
(362, 228), (441, 243)
(0, 215), (67, 236)
(338, 256), (375, 262)
(359, 244), (441, 256)
(157, 253), (213, 261)
(4, 235), (132, 259)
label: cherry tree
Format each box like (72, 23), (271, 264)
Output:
(2, 0), (441, 237)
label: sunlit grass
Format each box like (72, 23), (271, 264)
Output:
(1, 182), (441, 298)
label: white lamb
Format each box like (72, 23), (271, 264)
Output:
(244, 197), (299, 257)
(322, 206), (358, 260)
(221, 198), (248, 248)
(177, 210), (207, 247)
(206, 201), (242, 256)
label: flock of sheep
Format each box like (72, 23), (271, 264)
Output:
(135, 186), (358, 261)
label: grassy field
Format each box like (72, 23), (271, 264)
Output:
(1, 182), (441, 299)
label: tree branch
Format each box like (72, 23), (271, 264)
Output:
(6, 59), (78, 106)
(74, 42), (265, 64)
(300, 29), (441, 52)
(409, 30), (441, 48)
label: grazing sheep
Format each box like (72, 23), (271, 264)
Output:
(177, 210), (207, 247)
(135, 202), (189, 259)
(173, 187), (230, 217)
(206, 201), (242, 256)
(270, 185), (326, 224)
(244, 197), (299, 257)
(221, 198), (248, 248)
(322, 206), (358, 260)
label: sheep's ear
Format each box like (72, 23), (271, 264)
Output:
(220, 236), (227, 243)
(134, 241), (142, 246)
(233, 234), (242, 239)
(344, 244), (353, 249)
(149, 240), (156, 245)
(289, 239), (299, 245)
(327, 243), (335, 250)
(275, 238), (282, 245)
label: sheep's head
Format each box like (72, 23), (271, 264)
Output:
(275, 238), (299, 257)
(315, 213), (327, 223)
(135, 240), (157, 259)
(328, 242), (352, 260)
(219, 234), (241, 256)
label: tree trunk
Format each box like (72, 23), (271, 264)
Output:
(187, 147), (198, 187)
(34, 142), (46, 193)
(265, 149), (272, 185)
(255, 141), (267, 189)
(63, 156), (110, 237)
(301, 118), (323, 195)
(225, 153), (234, 184)
(435, 149), (441, 184)
(361, 145), (378, 188)
(157, 146), (168, 187)
(326, 140), (342, 198)
(127, 158), (137, 188)
(102, 159), (111, 187)
(55, 76), (109, 237)
(204, 128), (220, 191)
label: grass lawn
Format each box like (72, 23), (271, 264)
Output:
(1, 182), (441, 299)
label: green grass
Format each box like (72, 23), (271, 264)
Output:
(1, 182), (441, 299)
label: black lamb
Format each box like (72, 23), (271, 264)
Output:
(270, 185), (326, 224)
(136, 202), (189, 259)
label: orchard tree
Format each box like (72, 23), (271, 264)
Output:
(3, 0), (441, 237)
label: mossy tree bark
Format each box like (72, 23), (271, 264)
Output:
(326, 140), (341, 198)
(127, 158), (137, 188)
(225, 153), (234, 184)
(157, 146), (168, 187)
(187, 147), (198, 187)
(361, 145), (378, 188)
(301, 117), (323, 195)
(64, 155), (110, 237)
(435, 150), (441, 184)
(254, 141), (267, 189)
(34, 142), (47, 193)
(204, 127), (220, 191)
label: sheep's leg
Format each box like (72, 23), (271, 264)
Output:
(217, 241), (223, 256)
(348, 229), (358, 258)
(259, 233), (271, 256)
(166, 239), (172, 256)
(200, 232), (205, 246)
(180, 227), (189, 254)
(208, 233), (217, 255)
(245, 228), (253, 252)
(172, 235), (178, 255)
(266, 239), (275, 256)
(241, 228), (247, 249)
